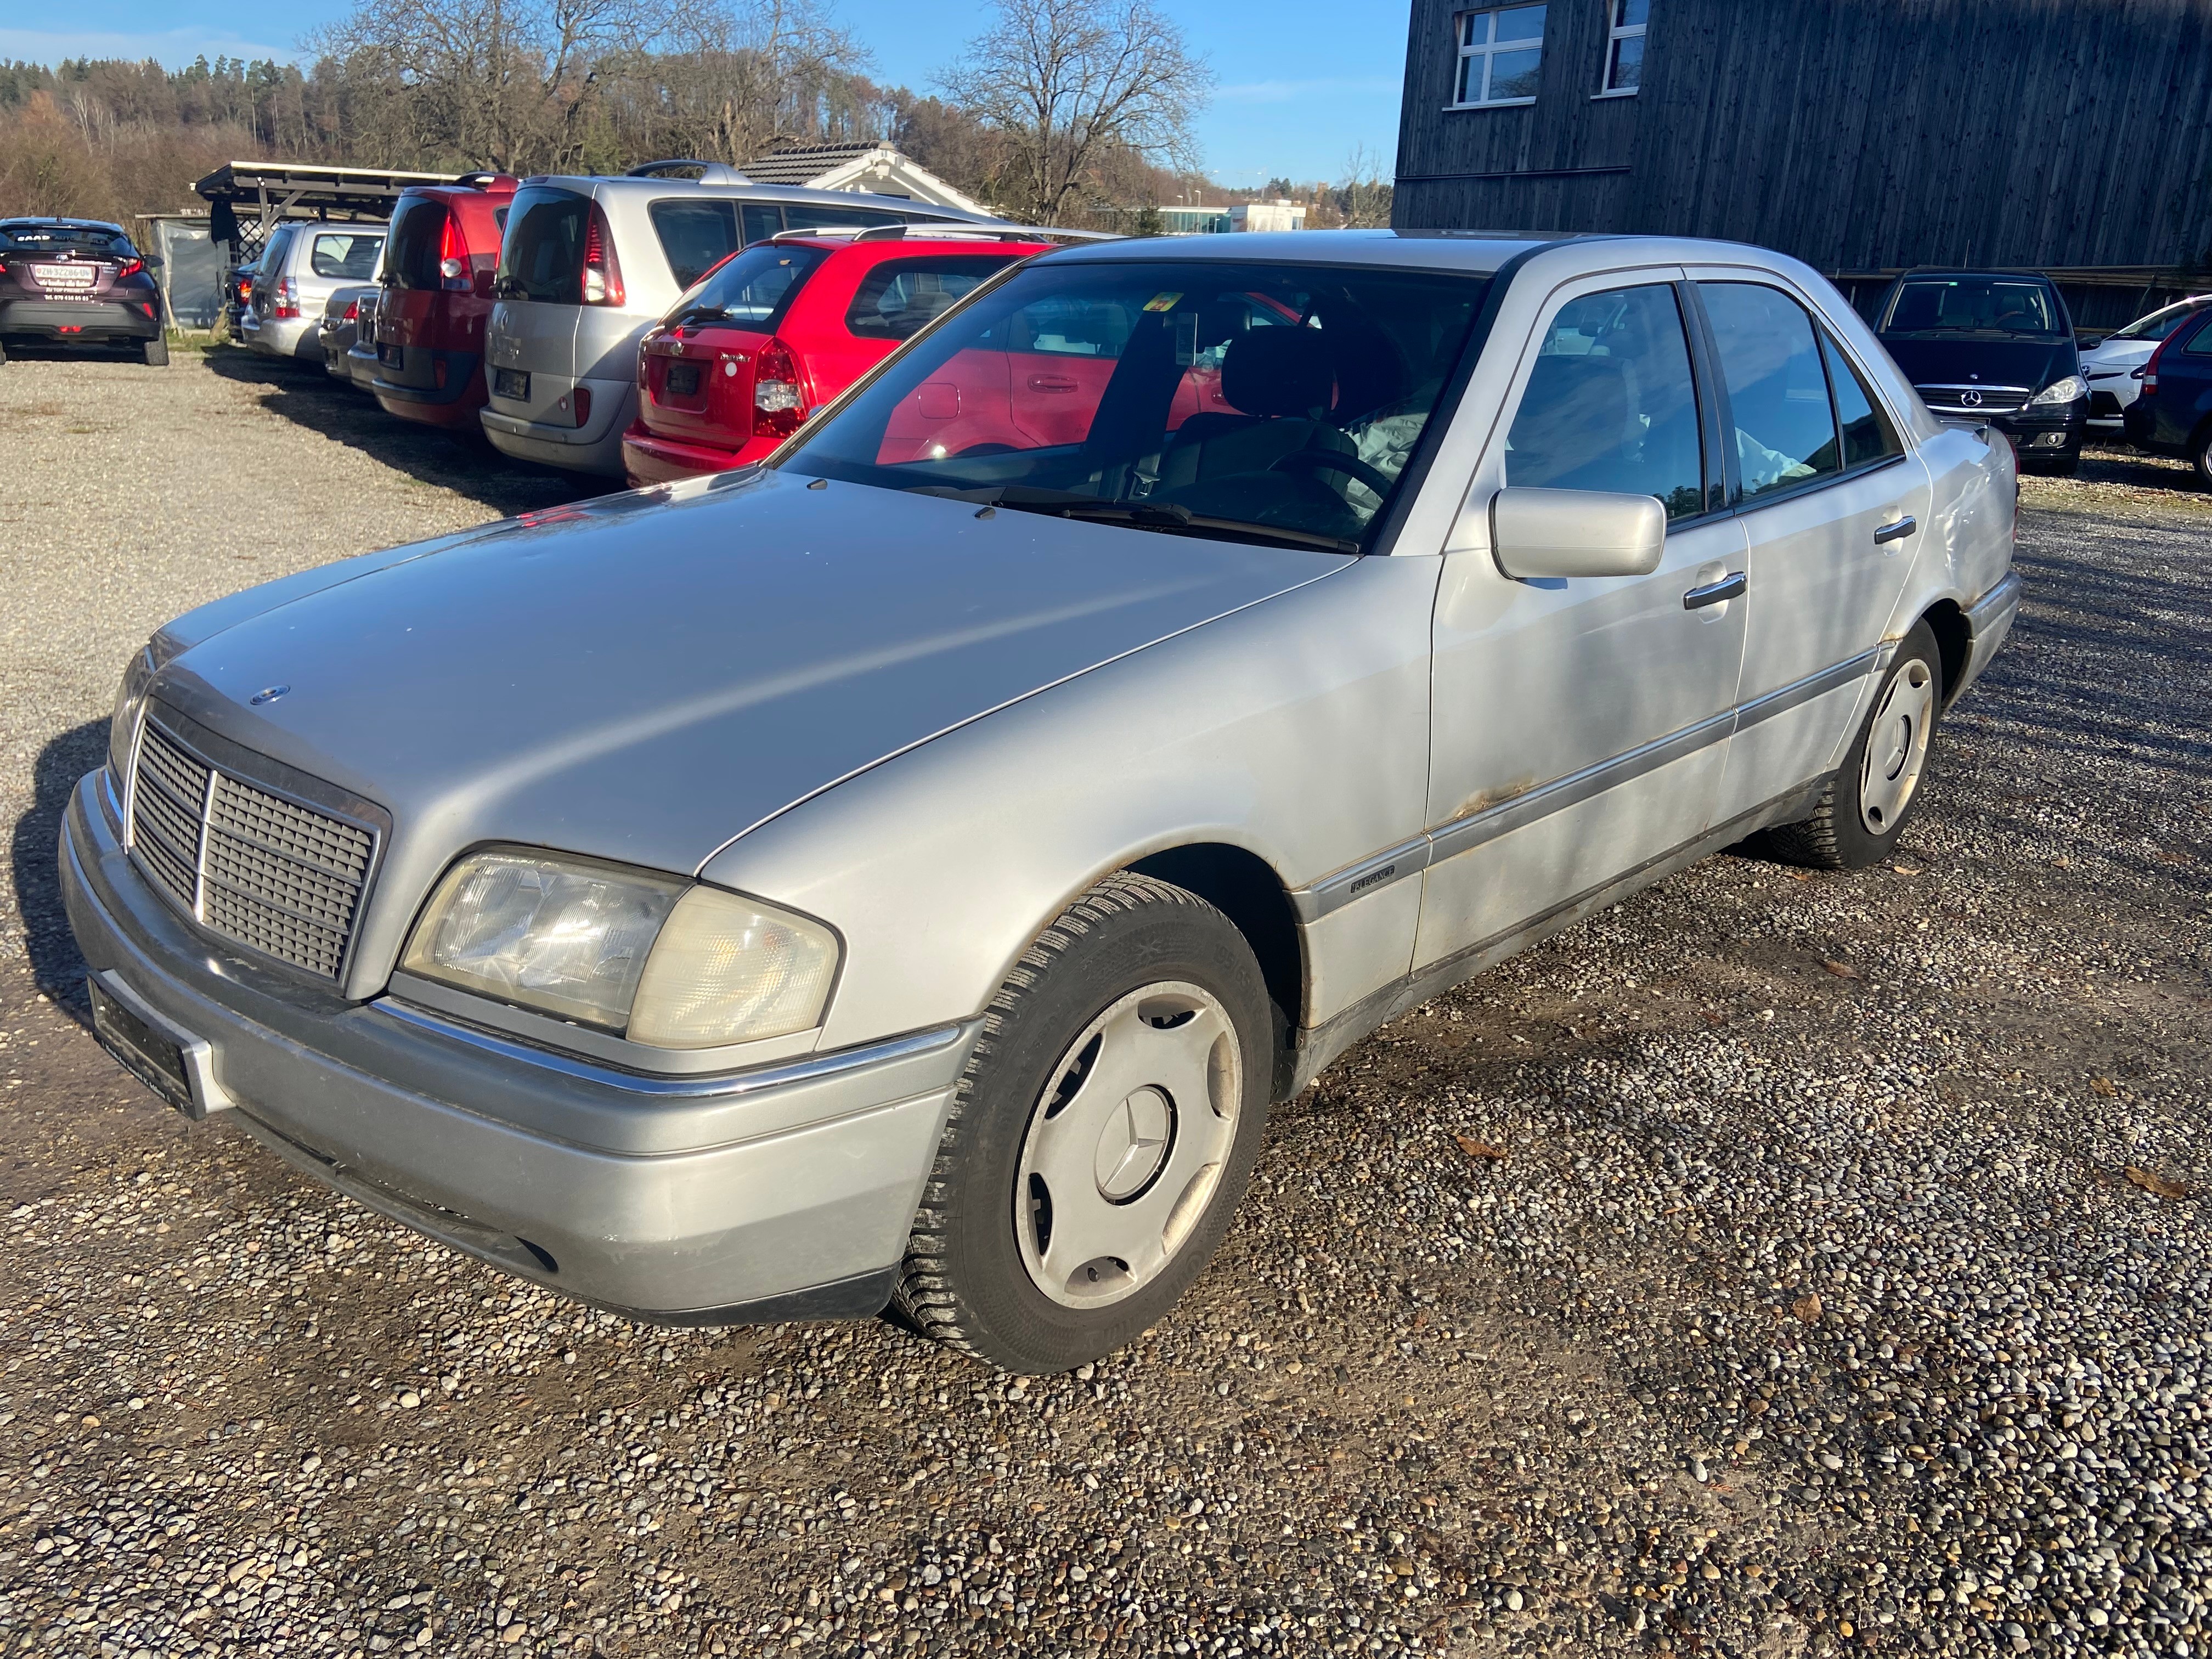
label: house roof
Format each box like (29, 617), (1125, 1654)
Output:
(740, 143), (887, 187)
(741, 141), (992, 217)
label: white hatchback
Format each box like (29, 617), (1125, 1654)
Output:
(2081, 296), (2212, 427)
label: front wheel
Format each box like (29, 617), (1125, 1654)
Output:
(892, 874), (1273, 1374)
(1753, 620), (1943, 870)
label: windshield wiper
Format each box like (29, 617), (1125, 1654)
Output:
(1007, 496), (1362, 555)
(668, 304), (731, 328)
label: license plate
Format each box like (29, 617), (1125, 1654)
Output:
(664, 363), (701, 397)
(380, 341), (404, 365)
(494, 367), (530, 401)
(89, 979), (198, 1115)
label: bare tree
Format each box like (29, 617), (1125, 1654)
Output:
(939, 0), (1210, 224)
(1335, 141), (1393, 229)
(645, 0), (870, 166)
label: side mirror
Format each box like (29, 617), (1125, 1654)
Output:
(1489, 487), (1667, 580)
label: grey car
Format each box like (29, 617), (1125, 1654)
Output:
(240, 221), (387, 361)
(63, 230), (2018, 1374)
(318, 283), (379, 381)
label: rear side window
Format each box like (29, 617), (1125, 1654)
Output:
(1820, 332), (1904, 469)
(782, 202), (910, 233)
(669, 244), (828, 330)
(2180, 315), (2212, 357)
(649, 200), (741, 289)
(846, 255), (1019, 341)
(1700, 282), (1841, 499)
(386, 199), (449, 290)
(310, 232), (382, 280)
(1503, 283), (1706, 521)
(496, 187), (589, 303)
(742, 204), (783, 245)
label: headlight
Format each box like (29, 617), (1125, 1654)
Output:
(401, 848), (838, 1048)
(2028, 374), (2087, 407)
(109, 645), (156, 786)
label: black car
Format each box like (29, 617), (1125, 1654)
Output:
(0, 218), (166, 364)
(2121, 308), (2212, 486)
(1874, 269), (2086, 475)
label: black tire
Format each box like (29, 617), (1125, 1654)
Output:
(142, 336), (169, 367)
(2192, 427), (2212, 490)
(892, 873), (1273, 1374)
(1752, 620), (1944, 870)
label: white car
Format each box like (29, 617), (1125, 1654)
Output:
(2082, 296), (2211, 427)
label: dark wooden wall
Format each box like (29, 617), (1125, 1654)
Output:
(1395, 0), (2212, 277)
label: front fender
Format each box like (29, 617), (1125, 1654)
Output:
(699, 553), (1444, 1052)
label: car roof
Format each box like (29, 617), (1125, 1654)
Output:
(524, 175), (997, 222)
(778, 232), (1062, 259)
(1044, 228), (1545, 273)
(2, 216), (129, 233)
(1893, 268), (2057, 284)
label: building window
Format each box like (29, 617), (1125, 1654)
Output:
(1601, 0), (1647, 94)
(1454, 5), (1547, 107)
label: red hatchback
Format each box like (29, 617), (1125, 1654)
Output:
(373, 172), (519, 429)
(622, 229), (1058, 484)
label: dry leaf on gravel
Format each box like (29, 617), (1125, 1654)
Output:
(1791, 1293), (1824, 1323)
(1453, 1135), (1508, 1161)
(1820, 960), (1859, 979)
(1890, 864), (1923, 875)
(1785, 870), (1813, 882)
(2089, 1076), (2118, 1097)
(2125, 1167), (2193, 1200)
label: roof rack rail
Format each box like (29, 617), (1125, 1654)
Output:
(766, 222), (1121, 247)
(626, 159), (751, 185)
(453, 170), (518, 191)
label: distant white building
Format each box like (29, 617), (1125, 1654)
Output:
(1231, 199), (1308, 233)
(740, 141), (991, 216)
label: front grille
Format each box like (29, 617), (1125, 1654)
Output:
(128, 721), (376, 981)
(1915, 383), (2033, 415)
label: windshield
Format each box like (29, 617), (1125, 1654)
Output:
(779, 258), (1489, 554)
(1882, 276), (2061, 338)
(666, 243), (827, 330)
(2108, 300), (2210, 343)
(1, 223), (133, 258)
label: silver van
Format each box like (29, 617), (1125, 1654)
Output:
(240, 222), (387, 361)
(481, 162), (996, 475)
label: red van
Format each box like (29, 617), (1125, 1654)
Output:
(373, 173), (520, 430)
(622, 229), (1059, 485)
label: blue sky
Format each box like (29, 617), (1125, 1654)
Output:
(0, 0), (1408, 188)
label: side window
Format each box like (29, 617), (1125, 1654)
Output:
(2180, 315), (2212, 356)
(741, 204), (783, 245)
(783, 202), (905, 232)
(846, 255), (1018, 341)
(1503, 282), (1705, 521)
(1700, 282), (1840, 500)
(1820, 332), (1904, 469)
(648, 200), (739, 290)
(1008, 295), (1136, 359)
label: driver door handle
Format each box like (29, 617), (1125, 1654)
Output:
(1682, 571), (1747, 611)
(1874, 515), (1917, 545)
(1026, 374), (1079, 393)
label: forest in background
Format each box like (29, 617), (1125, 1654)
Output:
(0, 0), (1392, 234)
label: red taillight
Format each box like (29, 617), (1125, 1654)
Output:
(115, 257), (143, 279)
(438, 212), (472, 290)
(753, 338), (805, 439)
(2141, 335), (2174, 397)
(581, 204), (623, 306)
(343, 299), (359, 321)
(273, 277), (301, 319)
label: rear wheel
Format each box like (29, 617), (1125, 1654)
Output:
(1751, 620), (1943, 870)
(892, 874), (1272, 1374)
(142, 336), (169, 367)
(2192, 426), (2212, 490)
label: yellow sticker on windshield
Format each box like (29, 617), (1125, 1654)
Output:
(1143, 291), (1184, 313)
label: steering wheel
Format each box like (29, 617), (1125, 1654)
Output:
(1268, 448), (1396, 499)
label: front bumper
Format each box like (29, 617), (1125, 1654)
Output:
(59, 772), (974, 1324)
(0, 297), (160, 343)
(1990, 401), (2086, 461)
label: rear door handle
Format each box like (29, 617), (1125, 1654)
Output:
(1874, 515), (1917, 545)
(1027, 375), (1079, 393)
(1682, 571), (1746, 611)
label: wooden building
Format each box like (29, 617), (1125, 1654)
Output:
(1391, 0), (2212, 326)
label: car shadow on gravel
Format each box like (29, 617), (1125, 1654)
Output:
(200, 345), (614, 518)
(12, 720), (108, 1020)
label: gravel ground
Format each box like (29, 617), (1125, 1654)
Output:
(1, 356), (2207, 1659)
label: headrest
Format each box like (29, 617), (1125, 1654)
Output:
(1222, 327), (1335, 416)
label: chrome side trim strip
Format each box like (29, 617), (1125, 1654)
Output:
(373, 1000), (973, 1099)
(1731, 648), (1877, 733)
(1290, 650), (1883, 921)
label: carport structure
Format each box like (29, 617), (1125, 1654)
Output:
(193, 161), (464, 269)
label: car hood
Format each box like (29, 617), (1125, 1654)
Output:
(150, 470), (1348, 947)
(1877, 335), (2078, 392)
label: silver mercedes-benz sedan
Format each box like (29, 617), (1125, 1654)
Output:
(63, 230), (2018, 1374)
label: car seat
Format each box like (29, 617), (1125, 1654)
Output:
(1154, 327), (1356, 492)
